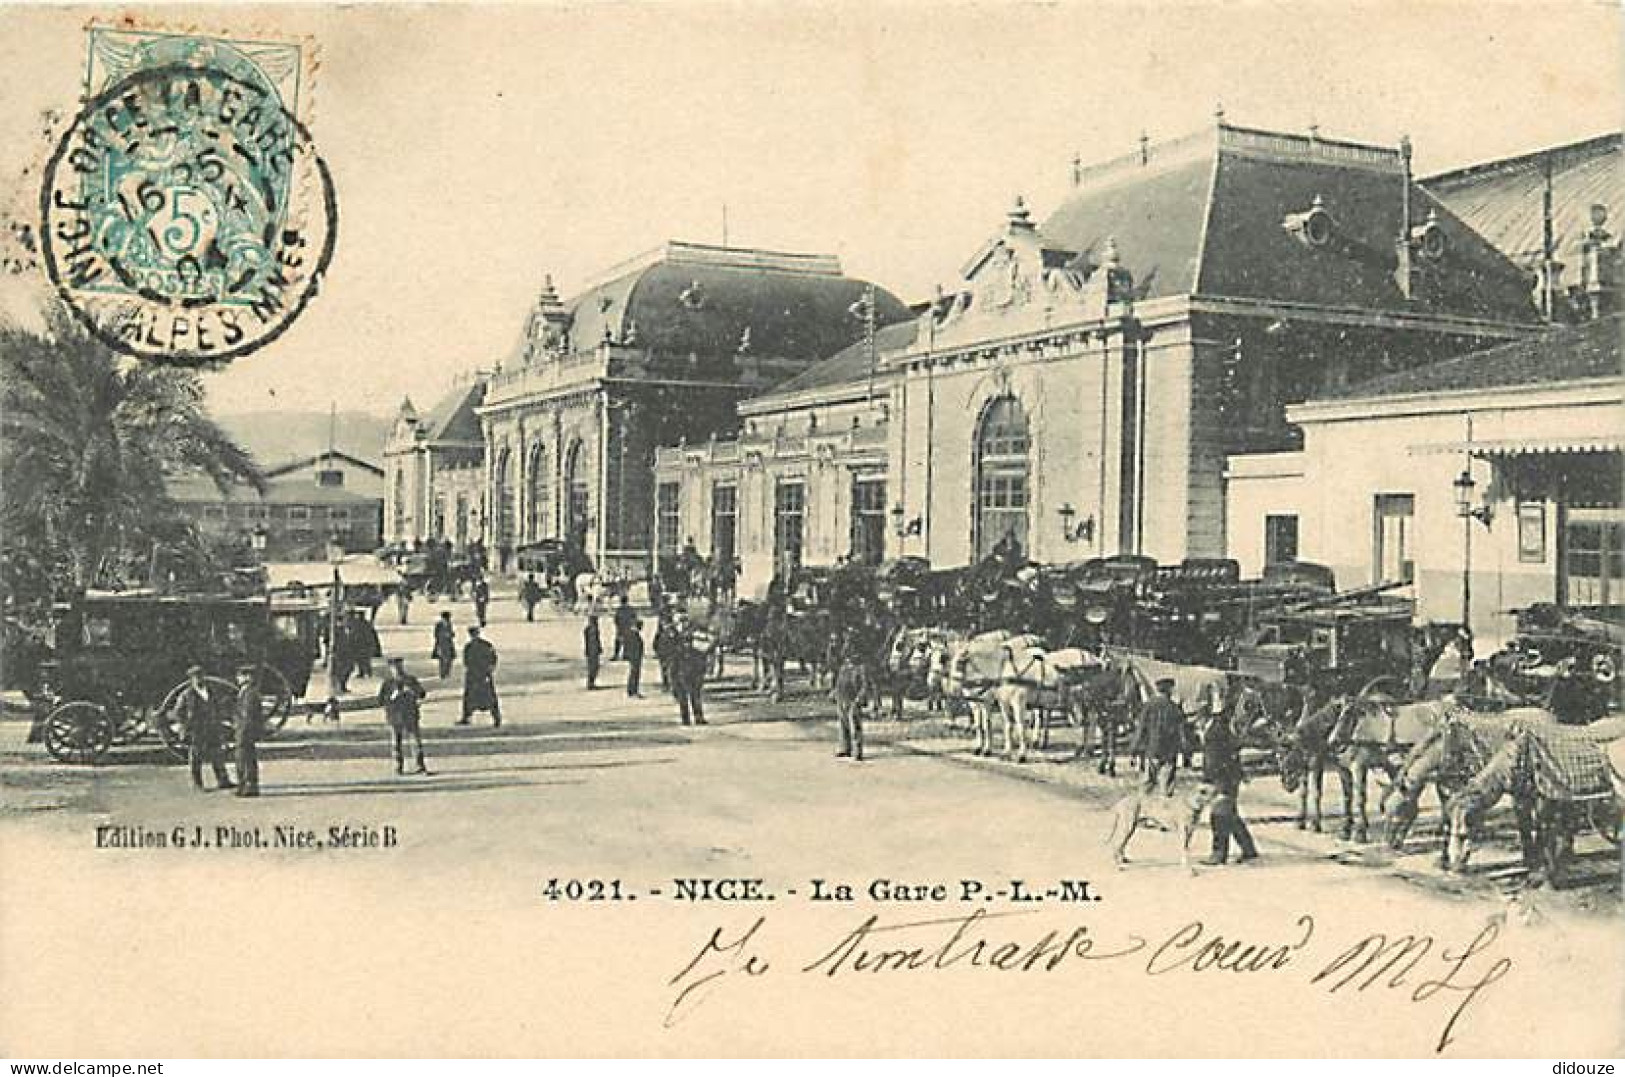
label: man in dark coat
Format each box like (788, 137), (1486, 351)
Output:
(459, 626), (501, 727)
(669, 613), (708, 726)
(432, 611), (457, 679)
(175, 664), (233, 791)
(472, 576), (491, 627)
(519, 573), (545, 622)
(352, 610), (382, 679)
(379, 657), (430, 775)
(583, 614), (603, 690)
(1201, 711), (1258, 865)
(653, 613), (678, 695)
(232, 665), (263, 797)
(612, 594), (636, 661)
(623, 618), (645, 698)
(1138, 677), (1185, 796)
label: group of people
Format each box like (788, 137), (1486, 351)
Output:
(1137, 676), (1259, 866)
(174, 663), (266, 797)
(321, 609), (383, 693)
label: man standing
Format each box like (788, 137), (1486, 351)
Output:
(432, 611), (457, 679)
(1138, 677), (1184, 796)
(232, 665), (262, 798)
(623, 617), (645, 698)
(612, 593), (636, 661)
(378, 657), (430, 775)
(653, 612), (678, 695)
(583, 614), (603, 690)
(472, 576), (491, 628)
(394, 583), (412, 625)
(175, 664), (233, 791)
(352, 610), (382, 679)
(519, 573), (544, 622)
(459, 626), (501, 727)
(669, 614), (708, 726)
(832, 637), (868, 761)
(1201, 710), (1259, 865)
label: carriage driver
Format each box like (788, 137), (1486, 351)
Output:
(175, 664), (234, 792)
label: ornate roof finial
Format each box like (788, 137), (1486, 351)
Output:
(1071, 152), (1083, 186)
(1007, 194), (1034, 230)
(1308, 118), (1321, 141)
(1139, 130), (1150, 165)
(1102, 236), (1121, 267)
(1214, 102), (1226, 124)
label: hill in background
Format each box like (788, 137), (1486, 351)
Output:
(214, 410), (395, 470)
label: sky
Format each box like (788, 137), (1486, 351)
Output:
(1, 1), (1620, 418)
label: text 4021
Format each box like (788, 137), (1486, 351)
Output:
(543, 878), (629, 901)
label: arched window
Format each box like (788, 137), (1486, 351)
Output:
(973, 395), (1029, 560)
(564, 440), (590, 546)
(493, 448), (515, 549)
(527, 443), (550, 541)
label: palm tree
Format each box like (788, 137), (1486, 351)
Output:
(0, 304), (265, 595)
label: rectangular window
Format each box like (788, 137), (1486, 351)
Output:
(287, 505), (311, 523)
(1373, 493), (1415, 584)
(328, 507), (351, 524)
(774, 481), (806, 572)
(1562, 506), (1624, 608)
(317, 469), (344, 487)
(243, 504), (269, 523)
(850, 477), (887, 566)
(202, 505), (226, 521)
(1264, 514), (1299, 566)
(656, 482), (681, 557)
(711, 483), (737, 568)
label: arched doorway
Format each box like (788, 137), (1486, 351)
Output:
(563, 440), (591, 550)
(527, 443), (550, 541)
(492, 447), (515, 554)
(973, 395), (1030, 560)
(454, 494), (469, 548)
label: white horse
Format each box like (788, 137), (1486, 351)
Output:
(573, 572), (605, 614)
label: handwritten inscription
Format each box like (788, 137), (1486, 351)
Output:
(665, 910), (1512, 1054)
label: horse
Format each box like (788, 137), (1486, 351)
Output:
(943, 630), (1009, 756)
(758, 608), (833, 702)
(1443, 733), (1541, 875)
(1384, 707), (1556, 857)
(987, 633), (1056, 763)
(1276, 696), (1445, 843)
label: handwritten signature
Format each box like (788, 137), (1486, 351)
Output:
(665, 908), (1511, 1053)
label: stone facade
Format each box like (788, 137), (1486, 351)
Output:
(477, 242), (906, 577)
(383, 378), (488, 549)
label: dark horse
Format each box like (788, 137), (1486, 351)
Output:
(1276, 696), (1443, 842)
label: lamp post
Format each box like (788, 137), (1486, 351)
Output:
(324, 536), (346, 718)
(1058, 502), (1095, 545)
(1452, 464), (1492, 632)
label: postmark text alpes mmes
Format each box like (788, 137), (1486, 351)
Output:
(40, 62), (336, 365)
(95, 823), (395, 850)
(539, 877), (1103, 903)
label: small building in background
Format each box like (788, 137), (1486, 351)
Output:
(382, 376), (489, 549)
(167, 471), (385, 562)
(263, 451), (385, 501)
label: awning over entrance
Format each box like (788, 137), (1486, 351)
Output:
(1409, 435), (1623, 457)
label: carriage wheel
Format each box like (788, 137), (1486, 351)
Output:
(156, 677), (237, 763)
(1590, 652), (1617, 684)
(256, 665), (294, 736)
(42, 702), (114, 765)
(1357, 676), (1405, 702)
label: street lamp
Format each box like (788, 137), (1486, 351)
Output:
(1452, 468), (1493, 527)
(250, 525), (268, 560)
(890, 502), (921, 538)
(1451, 463), (1491, 636)
(1058, 502), (1095, 544)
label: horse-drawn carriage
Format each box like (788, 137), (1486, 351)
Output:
(29, 591), (318, 764)
(1486, 604), (1622, 723)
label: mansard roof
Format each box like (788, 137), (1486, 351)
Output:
(1033, 123), (1539, 323)
(742, 319), (921, 412)
(508, 241), (909, 371)
(418, 380), (487, 445)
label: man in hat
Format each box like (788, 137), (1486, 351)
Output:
(583, 613), (603, 690)
(232, 665), (263, 797)
(612, 593), (636, 661)
(472, 575), (491, 628)
(378, 657), (430, 775)
(519, 573), (545, 622)
(623, 616), (645, 698)
(459, 625), (501, 727)
(668, 612), (708, 727)
(1138, 677), (1184, 797)
(431, 610), (457, 679)
(1201, 708), (1258, 866)
(174, 664), (233, 791)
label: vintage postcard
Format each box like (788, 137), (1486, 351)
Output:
(1, 1), (1621, 1060)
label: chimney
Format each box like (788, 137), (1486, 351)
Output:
(1393, 135), (1419, 301)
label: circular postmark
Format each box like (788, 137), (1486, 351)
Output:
(39, 60), (337, 365)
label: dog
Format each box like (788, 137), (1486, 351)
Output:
(1102, 783), (1218, 872)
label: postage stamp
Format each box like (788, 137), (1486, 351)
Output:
(37, 25), (336, 365)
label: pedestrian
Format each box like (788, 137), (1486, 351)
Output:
(612, 593), (636, 661)
(833, 638), (868, 761)
(378, 657), (430, 775)
(432, 611), (457, 679)
(1138, 677), (1184, 796)
(1201, 710), (1259, 866)
(331, 615), (355, 693)
(519, 573), (544, 622)
(669, 614), (708, 726)
(584, 613), (602, 690)
(653, 613), (678, 695)
(175, 664), (234, 791)
(624, 617), (645, 698)
(353, 610), (382, 679)
(472, 576), (491, 627)
(459, 625), (502, 727)
(232, 664), (262, 798)
(395, 583), (412, 625)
